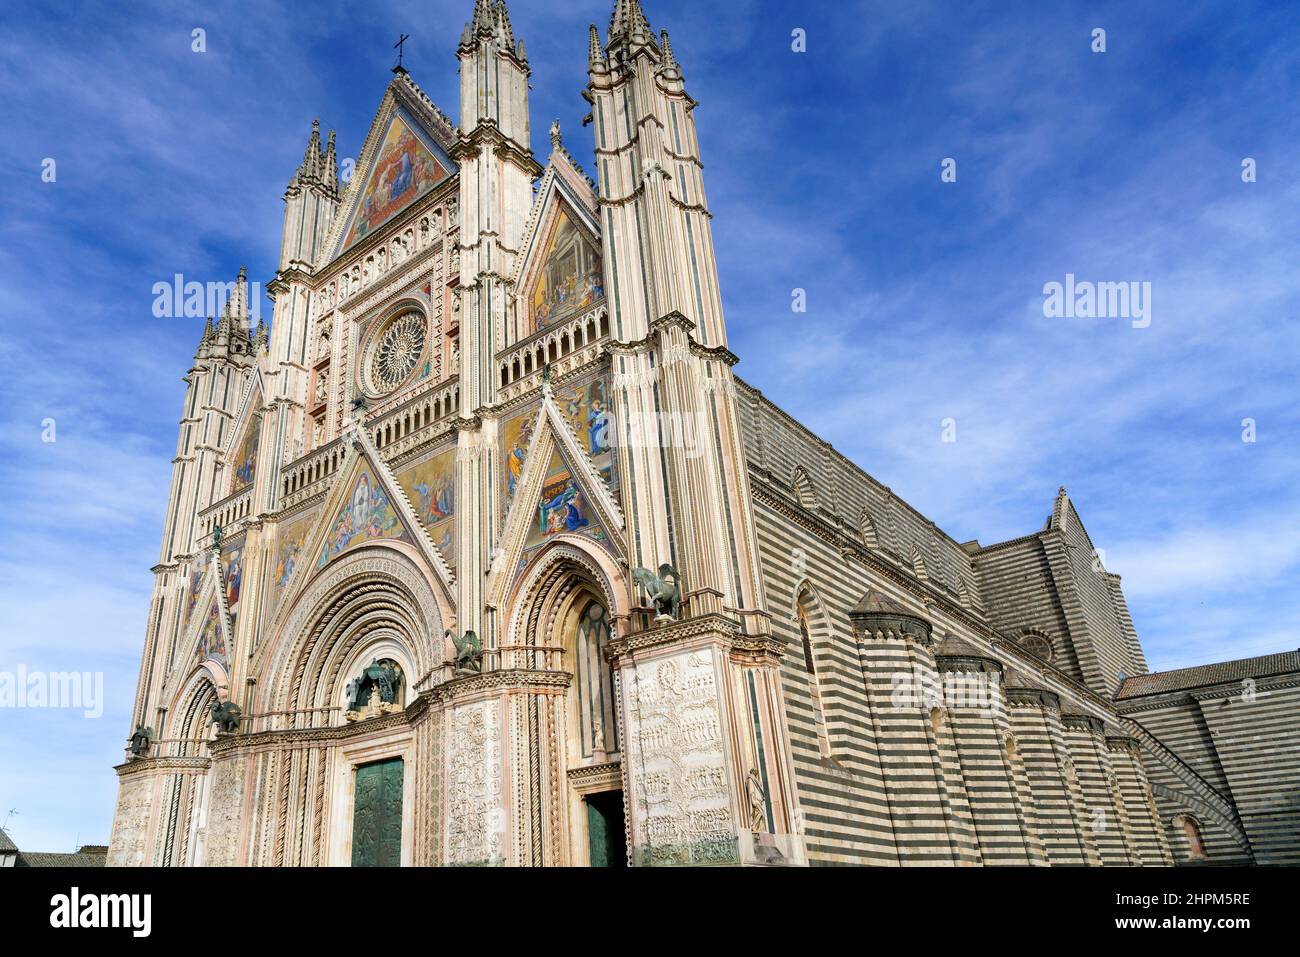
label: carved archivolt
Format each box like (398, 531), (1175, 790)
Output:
(260, 547), (446, 715)
(504, 540), (628, 654)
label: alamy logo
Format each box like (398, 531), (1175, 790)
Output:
(0, 665), (103, 718)
(151, 273), (262, 321)
(50, 887), (151, 937)
(1042, 273), (1152, 328)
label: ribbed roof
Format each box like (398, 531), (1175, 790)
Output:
(1116, 650), (1300, 700)
(0, 828), (17, 852)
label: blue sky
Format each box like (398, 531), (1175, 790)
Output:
(0, 0), (1295, 851)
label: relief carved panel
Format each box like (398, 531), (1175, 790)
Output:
(622, 650), (738, 865)
(444, 699), (505, 865)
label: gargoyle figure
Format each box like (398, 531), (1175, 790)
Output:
(632, 563), (681, 621)
(128, 725), (153, 757)
(448, 627), (482, 675)
(210, 700), (242, 734)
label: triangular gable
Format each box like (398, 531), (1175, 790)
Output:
(488, 392), (624, 604)
(267, 427), (454, 639)
(510, 174), (604, 342)
(331, 98), (455, 258)
(314, 457), (416, 569)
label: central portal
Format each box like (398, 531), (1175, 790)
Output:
(351, 757), (403, 867)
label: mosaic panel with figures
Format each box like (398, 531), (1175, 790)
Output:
(396, 445), (456, 571)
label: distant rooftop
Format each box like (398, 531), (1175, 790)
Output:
(1116, 649), (1300, 700)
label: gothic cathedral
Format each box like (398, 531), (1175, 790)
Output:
(108, 0), (1297, 867)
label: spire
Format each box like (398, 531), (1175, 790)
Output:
(607, 0), (656, 60)
(494, 0), (514, 47)
(658, 29), (680, 78)
(471, 0), (495, 38)
(323, 129), (339, 194)
(217, 265), (251, 338)
(302, 119), (322, 181)
(196, 315), (215, 357)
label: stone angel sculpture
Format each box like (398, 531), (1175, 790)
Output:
(632, 563), (681, 622)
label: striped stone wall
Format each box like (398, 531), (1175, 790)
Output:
(1119, 676), (1300, 865)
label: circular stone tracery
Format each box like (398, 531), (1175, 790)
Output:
(368, 310), (427, 394)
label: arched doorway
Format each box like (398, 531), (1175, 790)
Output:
(509, 544), (628, 866)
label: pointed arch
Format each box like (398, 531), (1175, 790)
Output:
(858, 507), (880, 549)
(257, 546), (448, 721)
(792, 465), (817, 510)
(794, 580), (833, 760)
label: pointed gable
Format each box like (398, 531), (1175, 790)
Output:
(335, 106), (454, 255)
(510, 158), (603, 344)
(316, 458), (416, 568)
(523, 204), (603, 336)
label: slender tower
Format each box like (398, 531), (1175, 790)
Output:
(589, 1), (804, 864)
(131, 269), (258, 740)
(453, 0), (542, 643)
(265, 120), (341, 506)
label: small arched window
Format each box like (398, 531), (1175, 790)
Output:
(1181, 816), (1207, 860)
(797, 590), (832, 760)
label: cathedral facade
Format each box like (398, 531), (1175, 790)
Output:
(108, 0), (1297, 867)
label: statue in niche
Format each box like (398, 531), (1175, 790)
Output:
(447, 197), (459, 228)
(632, 564), (681, 622)
(210, 700), (242, 734)
(345, 658), (404, 721)
(747, 768), (766, 833)
(128, 725), (153, 758)
(448, 628), (482, 676)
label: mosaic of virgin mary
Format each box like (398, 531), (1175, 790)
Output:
(345, 117), (448, 248)
(317, 468), (403, 567)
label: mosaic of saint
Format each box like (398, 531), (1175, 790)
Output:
(197, 600), (226, 664)
(318, 464), (409, 568)
(500, 408), (538, 515)
(397, 448), (456, 571)
(528, 207), (603, 334)
(267, 509), (316, 616)
(231, 414), (260, 491)
(557, 376), (618, 509)
(522, 449), (609, 555)
(343, 114), (450, 249)
(220, 542), (244, 633)
(182, 565), (204, 631)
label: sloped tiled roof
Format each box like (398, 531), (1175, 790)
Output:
(0, 828), (17, 853)
(14, 844), (108, 867)
(1116, 650), (1300, 700)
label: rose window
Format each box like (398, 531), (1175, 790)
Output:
(369, 311), (426, 393)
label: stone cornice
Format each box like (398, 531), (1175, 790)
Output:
(1061, 712), (1106, 734)
(114, 755), (211, 778)
(935, 654), (1004, 676)
(1006, 687), (1061, 709)
(426, 668), (570, 704)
